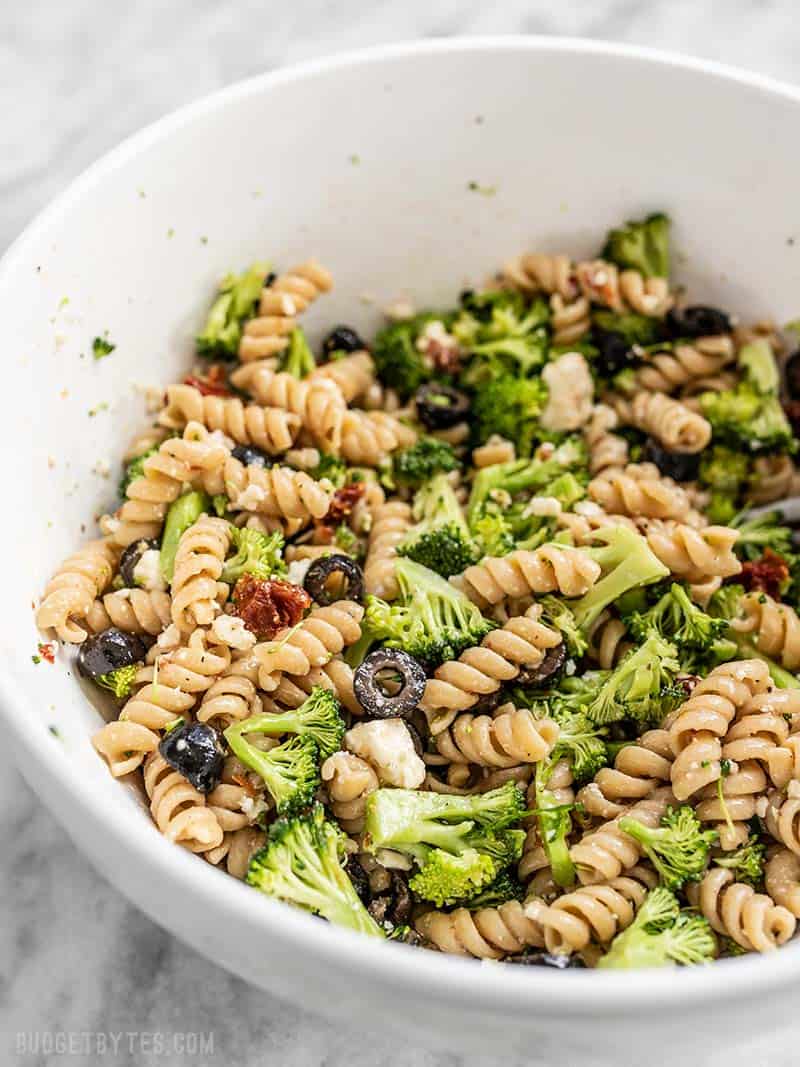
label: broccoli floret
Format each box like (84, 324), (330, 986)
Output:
(462, 869), (525, 909)
(225, 732), (319, 815)
(585, 634), (680, 725)
(625, 583), (728, 651)
(698, 445), (751, 523)
(740, 338), (780, 393)
(472, 374), (549, 455)
(409, 848), (498, 907)
(537, 596), (588, 659)
(159, 490), (211, 582)
(570, 526), (670, 635)
(367, 558), (495, 667)
(220, 526), (286, 584)
(471, 511), (516, 558)
(714, 835), (766, 887)
(311, 452), (349, 488)
(119, 445), (158, 498)
(547, 703), (609, 784)
(365, 782), (526, 862)
(599, 887), (716, 969)
(731, 511), (794, 561)
(225, 687), (344, 760)
(602, 213), (670, 278)
(96, 664), (138, 698)
(247, 803), (384, 937)
(535, 771), (578, 889)
(398, 474), (478, 578)
(278, 326), (316, 378)
(453, 290), (550, 385)
(196, 262), (268, 359)
(211, 494), (230, 518)
(618, 806), (717, 890)
(592, 309), (666, 346)
(372, 311), (453, 398)
(392, 438), (459, 488)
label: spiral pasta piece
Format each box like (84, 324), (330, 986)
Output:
(723, 689), (796, 776)
(550, 292), (591, 345)
(159, 385), (302, 454)
(253, 601), (364, 691)
(143, 752), (224, 853)
(765, 847), (800, 917)
(747, 454), (800, 506)
(731, 593), (800, 672)
(617, 269), (673, 317)
(588, 464), (692, 521)
(321, 751), (379, 833)
(643, 521), (742, 583)
(525, 865), (659, 955)
(765, 783), (800, 856)
(229, 363), (345, 453)
(472, 435), (516, 469)
(570, 788), (674, 885)
(262, 657), (361, 717)
(309, 350), (376, 403)
(577, 730), (674, 820)
(615, 390), (711, 453)
(416, 900), (545, 959)
(669, 660), (772, 801)
(87, 588), (172, 637)
(420, 606), (562, 734)
(696, 760), (768, 850)
(583, 404), (629, 476)
(363, 500), (413, 601)
(223, 455), (333, 523)
(458, 545), (601, 607)
(585, 610), (631, 669)
(92, 720), (160, 778)
(633, 335), (735, 393)
(501, 253), (576, 299)
(687, 867), (795, 952)
(339, 409), (417, 466)
(433, 705), (559, 769)
(170, 516), (231, 633)
(198, 673), (262, 729)
(238, 260), (332, 361)
(37, 539), (118, 642)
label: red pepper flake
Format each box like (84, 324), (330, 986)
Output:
(322, 482), (365, 527)
(232, 576), (311, 639)
(740, 548), (790, 600)
(37, 642), (56, 664)
(184, 363), (231, 396)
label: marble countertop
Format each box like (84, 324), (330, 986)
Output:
(4, 2), (800, 1064)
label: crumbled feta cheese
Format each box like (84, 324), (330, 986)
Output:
(156, 623), (182, 651)
(574, 500), (606, 518)
(755, 795), (769, 818)
(540, 352), (594, 431)
(523, 495), (562, 518)
(210, 613), (256, 651)
(98, 514), (120, 537)
(287, 558), (313, 587)
(207, 429), (236, 451)
(565, 658), (576, 676)
(344, 719), (425, 788)
(133, 549), (167, 592)
(232, 483), (267, 510)
(240, 794), (269, 822)
(415, 319), (461, 361)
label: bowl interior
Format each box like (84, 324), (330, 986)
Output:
(4, 38), (800, 1051)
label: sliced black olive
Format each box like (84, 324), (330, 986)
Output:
(231, 443), (270, 468)
(593, 331), (635, 377)
(506, 951), (585, 969)
(119, 537), (160, 588)
(666, 305), (732, 339)
(77, 628), (147, 681)
(322, 326), (366, 358)
(158, 721), (225, 793)
(415, 383), (470, 429)
(263, 271), (277, 288)
(404, 720), (424, 759)
(641, 437), (700, 481)
(368, 870), (412, 926)
(344, 856), (372, 905)
(515, 642), (567, 689)
(304, 555), (364, 604)
(785, 351), (800, 400)
(469, 689), (504, 716)
(354, 649), (427, 719)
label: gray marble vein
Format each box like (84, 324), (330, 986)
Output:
(3, 1), (800, 1064)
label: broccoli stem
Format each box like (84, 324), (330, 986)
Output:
(160, 491), (211, 582)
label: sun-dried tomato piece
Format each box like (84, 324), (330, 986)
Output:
(323, 482), (366, 527)
(740, 548), (790, 599)
(232, 575), (311, 639)
(37, 642), (56, 664)
(184, 363), (230, 396)
(231, 771), (261, 798)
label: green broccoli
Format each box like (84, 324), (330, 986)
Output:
(220, 526), (286, 584)
(225, 732), (320, 815)
(452, 290), (550, 385)
(618, 806), (717, 890)
(211, 494), (230, 518)
(398, 473), (478, 578)
(311, 452), (349, 488)
(709, 584), (800, 690)
(602, 213), (670, 278)
(599, 887), (716, 969)
(363, 558), (495, 667)
(119, 445), (158, 498)
(462, 869), (525, 909)
(409, 848), (497, 907)
(698, 445), (752, 524)
(714, 835), (766, 887)
(545, 703), (609, 784)
(247, 804), (384, 937)
(159, 490), (211, 582)
(625, 583), (728, 650)
(96, 664), (139, 698)
(224, 687), (345, 760)
(391, 437), (459, 488)
(471, 511), (516, 558)
(569, 526), (670, 635)
(372, 311), (454, 398)
(278, 326), (316, 378)
(592, 309), (666, 347)
(472, 374), (549, 455)
(196, 262), (268, 359)
(730, 511), (794, 561)
(584, 634), (681, 725)
(537, 596), (588, 658)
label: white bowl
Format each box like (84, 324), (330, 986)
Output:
(3, 37), (800, 1062)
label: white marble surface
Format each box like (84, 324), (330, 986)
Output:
(4, 2), (800, 1064)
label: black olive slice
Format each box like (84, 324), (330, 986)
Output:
(506, 951), (585, 969)
(304, 554), (364, 605)
(119, 537), (160, 588)
(592, 331), (635, 377)
(666, 305), (732, 339)
(158, 721), (225, 794)
(353, 649), (427, 719)
(77, 628), (147, 681)
(514, 643), (567, 689)
(641, 437), (701, 481)
(231, 444), (270, 468)
(322, 326), (366, 358)
(415, 383), (470, 429)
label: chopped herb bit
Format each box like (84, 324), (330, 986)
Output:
(48, 725), (61, 738)
(88, 402), (109, 417)
(92, 335), (115, 360)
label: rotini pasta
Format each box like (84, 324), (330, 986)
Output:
(687, 867), (795, 952)
(432, 704), (559, 768)
(239, 260), (333, 362)
(253, 600), (364, 691)
(732, 593), (800, 672)
(37, 539), (118, 642)
(458, 545), (601, 607)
